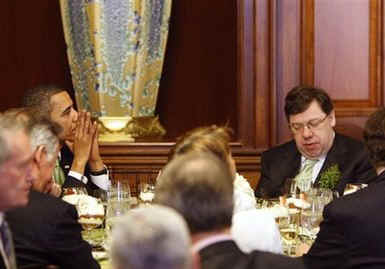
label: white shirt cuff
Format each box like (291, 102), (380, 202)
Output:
(68, 170), (88, 184)
(90, 174), (110, 191)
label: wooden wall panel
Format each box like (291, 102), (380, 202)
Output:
(275, 0), (384, 145)
(0, 1), (73, 110)
(275, 0), (301, 143)
(315, 0), (369, 100)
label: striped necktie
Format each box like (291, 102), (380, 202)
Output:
(0, 221), (16, 269)
(295, 159), (318, 191)
(53, 158), (66, 186)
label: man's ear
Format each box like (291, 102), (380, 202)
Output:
(330, 109), (336, 127)
(34, 145), (45, 167)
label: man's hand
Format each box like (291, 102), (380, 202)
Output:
(89, 126), (104, 172)
(71, 111), (97, 174)
(49, 183), (62, 197)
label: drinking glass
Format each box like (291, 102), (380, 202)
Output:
(104, 198), (130, 249)
(108, 180), (131, 201)
(300, 196), (323, 240)
(297, 179), (312, 194)
(279, 208), (300, 256)
(139, 182), (155, 205)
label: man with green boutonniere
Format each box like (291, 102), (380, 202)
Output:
(317, 164), (341, 190)
(256, 85), (377, 198)
(302, 105), (385, 268)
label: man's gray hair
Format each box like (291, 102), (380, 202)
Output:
(0, 112), (32, 166)
(30, 119), (60, 161)
(111, 205), (192, 269)
(2, 108), (60, 162)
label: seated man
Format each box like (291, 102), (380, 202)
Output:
(111, 205), (194, 269)
(302, 107), (385, 269)
(256, 85), (377, 198)
(155, 152), (304, 269)
(0, 112), (35, 269)
(23, 85), (110, 194)
(6, 110), (99, 269)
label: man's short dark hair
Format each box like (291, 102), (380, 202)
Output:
(284, 85), (334, 121)
(364, 108), (385, 168)
(155, 152), (234, 234)
(22, 85), (67, 119)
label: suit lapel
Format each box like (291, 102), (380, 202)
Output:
(315, 134), (346, 183)
(286, 142), (302, 179)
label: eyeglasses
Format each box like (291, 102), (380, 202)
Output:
(289, 114), (329, 134)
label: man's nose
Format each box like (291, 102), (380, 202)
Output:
(302, 125), (313, 138)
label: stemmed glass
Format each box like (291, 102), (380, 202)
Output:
(139, 182), (155, 205)
(300, 196), (323, 241)
(279, 208), (300, 256)
(104, 197), (129, 249)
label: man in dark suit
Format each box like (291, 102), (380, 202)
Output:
(256, 85), (376, 198)
(0, 113), (35, 269)
(23, 85), (110, 194)
(302, 107), (385, 269)
(155, 152), (304, 269)
(6, 113), (99, 269)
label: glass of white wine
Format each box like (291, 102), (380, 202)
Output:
(279, 208), (300, 256)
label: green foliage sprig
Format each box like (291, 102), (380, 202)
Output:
(319, 164), (341, 189)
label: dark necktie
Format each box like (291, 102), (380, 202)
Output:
(0, 221), (16, 269)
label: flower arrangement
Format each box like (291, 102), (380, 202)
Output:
(318, 164), (341, 189)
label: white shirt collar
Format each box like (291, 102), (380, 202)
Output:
(192, 233), (233, 253)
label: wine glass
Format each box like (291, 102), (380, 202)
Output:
(104, 198), (129, 249)
(300, 196), (323, 240)
(108, 180), (131, 201)
(279, 208), (300, 256)
(139, 182), (155, 205)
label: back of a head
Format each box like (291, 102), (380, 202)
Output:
(0, 111), (33, 166)
(169, 126), (232, 164)
(364, 107), (385, 168)
(22, 85), (66, 119)
(284, 85), (333, 120)
(155, 152), (234, 234)
(110, 205), (191, 269)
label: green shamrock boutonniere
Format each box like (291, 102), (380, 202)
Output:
(319, 164), (341, 189)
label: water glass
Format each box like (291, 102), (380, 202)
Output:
(108, 180), (131, 201)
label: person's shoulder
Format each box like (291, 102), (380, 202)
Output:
(335, 133), (365, 149)
(248, 250), (305, 269)
(30, 190), (74, 212)
(327, 180), (385, 218)
(262, 140), (296, 157)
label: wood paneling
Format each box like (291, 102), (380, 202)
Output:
(0, 1), (73, 110)
(275, 0), (384, 144)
